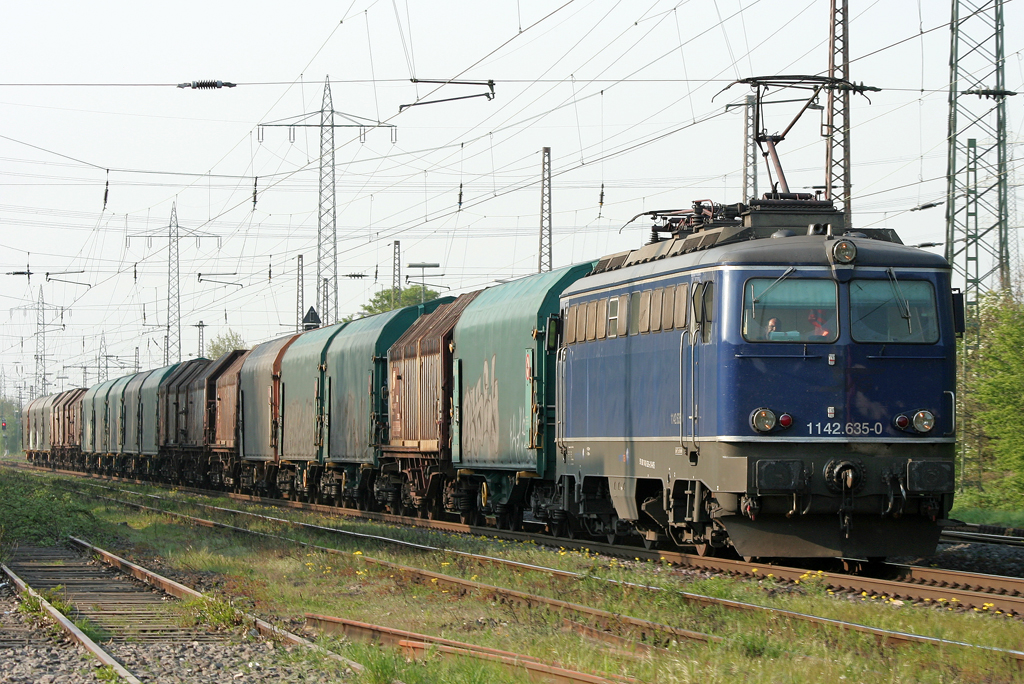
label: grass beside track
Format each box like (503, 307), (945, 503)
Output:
(5, 464), (1024, 682)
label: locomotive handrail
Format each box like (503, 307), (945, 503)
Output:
(865, 355), (946, 360)
(945, 390), (956, 435)
(734, 353), (822, 359)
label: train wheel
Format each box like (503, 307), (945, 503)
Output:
(694, 542), (717, 557)
(497, 506), (523, 532)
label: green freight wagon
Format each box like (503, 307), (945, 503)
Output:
(239, 333), (300, 494)
(123, 370), (155, 457)
(278, 322), (349, 500)
(106, 374), (134, 456)
(82, 379), (115, 458)
(322, 300), (451, 508)
(140, 364), (181, 458)
(450, 264), (593, 524)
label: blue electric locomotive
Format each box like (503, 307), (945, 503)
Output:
(552, 196), (959, 558)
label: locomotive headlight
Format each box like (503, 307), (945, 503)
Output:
(751, 408), (777, 433)
(832, 240), (857, 263)
(913, 410), (935, 433)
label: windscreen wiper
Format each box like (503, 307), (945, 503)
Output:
(750, 267), (795, 319)
(886, 268), (912, 333)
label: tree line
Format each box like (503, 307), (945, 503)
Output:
(956, 291), (1024, 510)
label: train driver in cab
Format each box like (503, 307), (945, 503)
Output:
(807, 309), (833, 339)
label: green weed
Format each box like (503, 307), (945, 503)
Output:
(174, 595), (247, 631)
(93, 664), (118, 681)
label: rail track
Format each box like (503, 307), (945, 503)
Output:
(0, 582), (52, 649)
(11, 463), (1024, 629)
(51, 468), (1024, 615)
(0, 534), (371, 682)
(46, 474), (1024, 668)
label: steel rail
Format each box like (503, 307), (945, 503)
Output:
(69, 476), (1024, 615)
(78, 487), (1024, 666)
(18, 463), (1024, 616)
(84, 492), (721, 647)
(0, 563), (143, 684)
(941, 530), (1024, 547)
(64, 537), (367, 674)
(306, 614), (637, 684)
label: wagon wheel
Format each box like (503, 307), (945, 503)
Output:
(694, 542), (718, 557)
(496, 506), (523, 531)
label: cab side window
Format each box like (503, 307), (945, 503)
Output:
(701, 282), (714, 343)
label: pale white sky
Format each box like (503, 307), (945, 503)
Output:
(1, 1), (1022, 395)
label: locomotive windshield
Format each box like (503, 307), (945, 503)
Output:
(742, 278), (838, 342)
(850, 279), (939, 343)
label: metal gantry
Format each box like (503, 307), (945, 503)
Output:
(945, 0), (1016, 341)
(825, 0), (852, 226)
(538, 147), (552, 273)
(166, 203), (181, 365)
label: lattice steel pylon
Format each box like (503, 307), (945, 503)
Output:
(319, 78), (338, 327)
(296, 254), (304, 333)
(98, 333), (107, 383)
(538, 147), (552, 273)
(945, 0), (1016, 341)
(392, 241), (401, 307)
(165, 203), (181, 365)
(35, 287), (46, 398)
(824, 0), (852, 227)
(742, 95), (759, 202)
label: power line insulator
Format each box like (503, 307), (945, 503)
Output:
(177, 80), (236, 89)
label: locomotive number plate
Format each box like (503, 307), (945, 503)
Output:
(807, 421), (883, 436)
